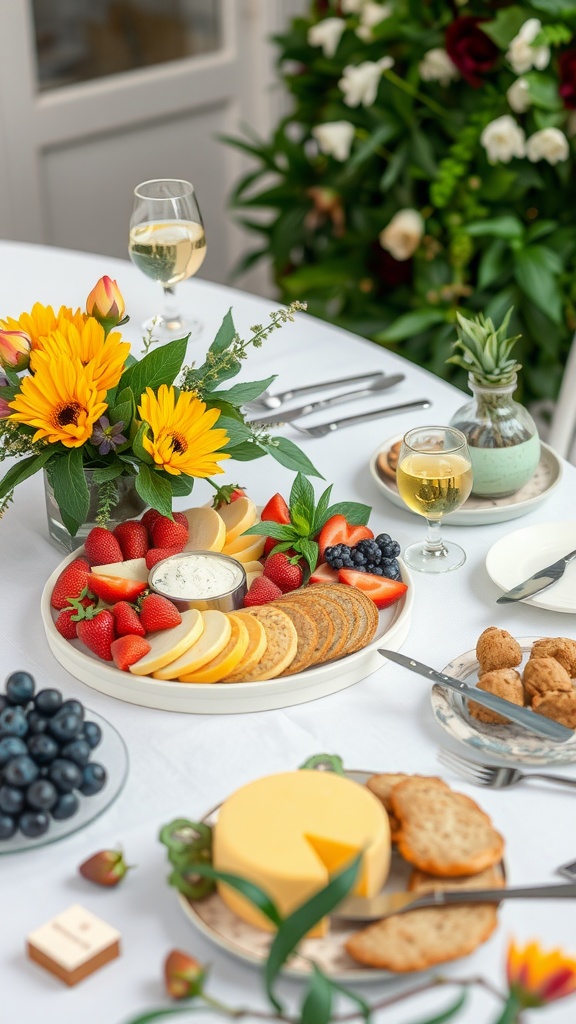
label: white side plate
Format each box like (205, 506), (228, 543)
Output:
(486, 522), (576, 612)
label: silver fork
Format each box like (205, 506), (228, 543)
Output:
(438, 747), (576, 790)
(286, 398), (431, 438)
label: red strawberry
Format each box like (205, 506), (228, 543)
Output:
(213, 484), (246, 509)
(76, 609), (116, 660)
(113, 520), (149, 560)
(261, 492), (290, 556)
(145, 546), (182, 570)
(263, 552), (303, 593)
(173, 511), (189, 529)
(338, 569), (407, 608)
(51, 558), (92, 610)
(54, 593), (96, 638)
(88, 573), (147, 604)
(318, 515), (374, 559)
(139, 593), (182, 632)
(164, 949), (206, 1000)
(110, 634), (151, 671)
(243, 575), (283, 607)
(309, 562), (339, 584)
(79, 848), (132, 886)
(151, 514), (188, 550)
(141, 507), (162, 538)
(84, 527), (123, 566)
(111, 601), (145, 637)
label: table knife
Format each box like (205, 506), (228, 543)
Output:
(378, 649), (574, 742)
(335, 882), (576, 922)
(496, 548), (576, 603)
(247, 374), (405, 426)
(245, 370), (385, 410)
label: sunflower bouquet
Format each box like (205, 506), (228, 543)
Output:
(0, 276), (316, 542)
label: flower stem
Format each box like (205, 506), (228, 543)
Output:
(491, 992), (523, 1024)
(383, 68), (450, 119)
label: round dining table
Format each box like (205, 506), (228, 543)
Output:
(1, 240), (575, 1024)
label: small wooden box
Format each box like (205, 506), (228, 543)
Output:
(26, 904), (121, 986)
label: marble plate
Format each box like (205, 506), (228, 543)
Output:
(431, 638), (576, 765)
(369, 438), (562, 526)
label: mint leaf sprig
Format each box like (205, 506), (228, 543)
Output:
(243, 472), (371, 576)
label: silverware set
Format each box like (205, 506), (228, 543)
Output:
(438, 747), (576, 791)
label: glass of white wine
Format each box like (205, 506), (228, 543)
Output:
(129, 178), (207, 343)
(396, 425), (473, 573)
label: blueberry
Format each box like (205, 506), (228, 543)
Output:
(27, 711), (50, 735)
(27, 734), (59, 766)
(5, 671), (35, 706)
(26, 779), (58, 811)
(0, 813), (17, 840)
(51, 792), (79, 821)
(48, 758), (83, 793)
(34, 689), (62, 718)
(0, 706), (28, 738)
(82, 721), (102, 750)
(0, 785), (25, 815)
(48, 712), (83, 743)
(60, 739), (91, 766)
(0, 736), (27, 766)
(4, 755), (39, 787)
(59, 699), (84, 721)
(0, 696), (7, 714)
(19, 810), (50, 838)
(376, 533), (391, 546)
(79, 762), (107, 796)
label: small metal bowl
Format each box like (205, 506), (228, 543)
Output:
(148, 550), (247, 613)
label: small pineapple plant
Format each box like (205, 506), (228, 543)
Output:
(447, 307), (540, 498)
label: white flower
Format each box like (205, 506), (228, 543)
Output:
(339, 57), (394, 108)
(307, 18), (346, 59)
(506, 77), (531, 114)
(341, 0), (364, 12)
(506, 19), (550, 75)
(312, 121), (355, 161)
(356, 2), (392, 41)
(480, 115), (526, 164)
(418, 48), (459, 87)
(379, 209), (424, 261)
(526, 127), (569, 165)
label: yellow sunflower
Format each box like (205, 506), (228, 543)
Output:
(0, 303), (85, 350)
(138, 385), (230, 477)
(30, 317), (130, 393)
(9, 352), (107, 448)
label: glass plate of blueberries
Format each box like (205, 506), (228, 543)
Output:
(0, 670), (129, 853)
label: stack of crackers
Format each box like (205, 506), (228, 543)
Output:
(345, 774), (505, 972)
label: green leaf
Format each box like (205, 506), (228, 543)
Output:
(340, 123), (398, 178)
(243, 521), (297, 540)
(477, 239), (509, 291)
(410, 989), (468, 1024)
(218, 415), (254, 448)
(209, 308), (237, 354)
(119, 336), (188, 398)
(375, 308), (446, 343)
(312, 484), (333, 533)
(0, 385), (18, 401)
(466, 216), (525, 240)
(90, 463), (126, 484)
(289, 472), (316, 521)
(3, 365), (20, 386)
(121, 1009), (206, 1024)
(209, 376), (276, 407)
(225, 440), (266, 462)
(0, 447), (54, 500)
(131, 421), (154, 464)
(482, 5), (526, 46)
(169, 475), (195, 497)
(528, 0), (576, 13)
(300, 966), (334, 1024)
(49, 449), (90, 535)
(265, 437), (323, 479)
(135, 465), (173, 518)
(411, 128), (437, 177)
(514, 246), (563, 323)
(525, 71), (563, 110)
(325, 501), (371, 526)
(168, 861), (282, 928)
(294, 537), (319, 573)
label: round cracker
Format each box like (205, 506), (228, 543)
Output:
(241, 606), (298, 680)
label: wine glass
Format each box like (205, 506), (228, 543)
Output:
(396, 425), (473, 573)
(129, 178), (207, 343)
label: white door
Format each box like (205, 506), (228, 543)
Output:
(0, 0), (293, 288)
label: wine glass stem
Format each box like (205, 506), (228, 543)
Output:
(424, 518), (445, 554)
(162, 285), (179, 323)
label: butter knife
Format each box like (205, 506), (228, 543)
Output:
(335, 882), (576, 922)
(247, 373), (405, 426)
(496, 548), (576, 604)
(379, 649), (574, 742)
(245, 370), (384, 411)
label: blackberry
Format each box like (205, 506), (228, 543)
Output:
(350, 550), (367, 566)
(324, 544), (352, 570)
(366, 565), (384, 576)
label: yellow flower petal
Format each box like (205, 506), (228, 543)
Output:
(137, 386), (230, 477)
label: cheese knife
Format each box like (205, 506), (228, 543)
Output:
(496, 548), (576, 603)
(334, 882), (576, 922)
(246, 373), (405, 426)
(378, 649), (574, 742)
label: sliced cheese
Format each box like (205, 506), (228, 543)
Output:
(246, 571), (263, 588)
(92, 558), (149, 583)
(242, 560), (265, 575)
(182, 506), (226, 553)
(129, 609), (204, 675)
(179, 613), (250, 683)
(154, 610), (231, 680)
(222, 533), (266, 562)
(220, 613), (267, 682)
(213, 771), (391, 935)
(218, 497), (258, 544)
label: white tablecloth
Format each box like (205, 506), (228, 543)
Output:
(1, 241), (575, 1024)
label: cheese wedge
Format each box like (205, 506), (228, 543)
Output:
(178, 613), (250, 683)
(92, 558), (149, 583)
(214, 771), (391, 935)
(182, 507), (226, 553)
(154, 610), (232, 680)
(222, 533), (266, 562)
(218, 497), (258, 544)
(129, 610), (204, 676)
(246, 571), (263, 588)
(242, 560), (265, 575)
(220, 612), (267, 682)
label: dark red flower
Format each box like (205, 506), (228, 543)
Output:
(559, 51), (576, 109)
(445, 17), (499, 88)
(368, 243), (413, 292)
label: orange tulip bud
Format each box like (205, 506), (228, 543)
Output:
(164, 949), (206, 1000)
(507, 939), (576, 1008)
(86, 276), (125, 330)
(0, 329), (31, 372)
